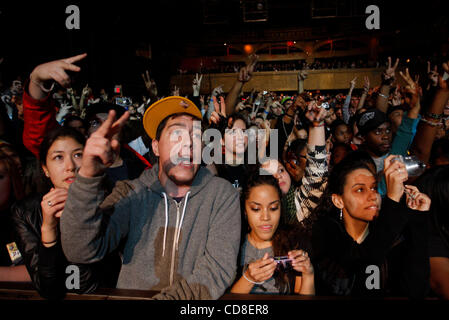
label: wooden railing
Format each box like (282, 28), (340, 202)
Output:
(0, 282), (436, 300)
(170, 68), (384, 94)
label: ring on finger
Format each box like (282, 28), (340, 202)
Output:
(47, 200), (53, 207)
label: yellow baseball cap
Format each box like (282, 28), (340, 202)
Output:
(143, 96), (203, 139)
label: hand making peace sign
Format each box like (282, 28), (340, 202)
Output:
(79, 110), (130, 178)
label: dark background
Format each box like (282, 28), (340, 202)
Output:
(0, 0), (448, 97)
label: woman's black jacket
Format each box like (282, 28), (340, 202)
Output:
(11, 193), (121, 300)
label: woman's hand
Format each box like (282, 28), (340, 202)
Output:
(384, 155), (409, 202)
(404, 185), (431, 211)
(244, 253), (276, 284)
(40, 188), (68, 246)
(289, 250), (314, 275)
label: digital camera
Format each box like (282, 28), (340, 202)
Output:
(391, 155), (426, 177)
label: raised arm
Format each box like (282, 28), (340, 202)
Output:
(410, 60), (449, 164)
(357, 76), (370, 111)
(295, 101), (328, 222)
(342, 77), (356, 123)
(24, 53), (87, 157)
(376, 57), (399, 114)
(141, 70), (158, 102)
(225, 54), (259, 115)
(61, 110), (132, 263)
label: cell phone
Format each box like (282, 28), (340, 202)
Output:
(273, 256), (293, 270)
(263, 91), (267, 95)
(115, 97), (132, 107)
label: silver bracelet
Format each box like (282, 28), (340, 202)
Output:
(420, 118), (442, 127)
(378, 93), (388, 99)
(243, 272), (265, 285)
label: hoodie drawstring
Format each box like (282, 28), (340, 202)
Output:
(161, 192), (169, 257)
(161, 191), (191, 256)
(175, 191), (190, 251)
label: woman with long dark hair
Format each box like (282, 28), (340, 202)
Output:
(11, 126), (120, 299)
(231, 173), (314, 295)
(310, 151), (431, 298)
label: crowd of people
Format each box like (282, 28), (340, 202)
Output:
(1, 51), (449, 300)
(178, 56), (379, 74)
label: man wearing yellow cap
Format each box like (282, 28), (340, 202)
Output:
(61, 96), (241, 300)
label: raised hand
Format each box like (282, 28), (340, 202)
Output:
(384, 155), (408, 202)
(192, 73), (203, 96)
(399, 68), (421, 107)
(209, 95), (226, 125)
(141, 70), (158, 97)
(41, 187), (68, 246)
(238, 53), (259, 83)
(211, 84), (224, 97)
(79, 110), (130, 178)
(298, 70), (308, 80)
(382, 57), (400, 85)
(246, 53), (259, 77)
(363, 76), (370, 92)
(30, 53), (87, 88)
(350, 77), (357, 90)
(305, 100), (328, 125)
(82, 84), (90, 97)
(404, 185), (431, 211)
(41, 188), (68, 228)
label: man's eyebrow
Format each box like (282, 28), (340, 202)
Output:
(167, 123), (188, 130)
(351, 183), (366, 188)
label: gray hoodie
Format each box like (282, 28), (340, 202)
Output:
(60, 164), (241, 299)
